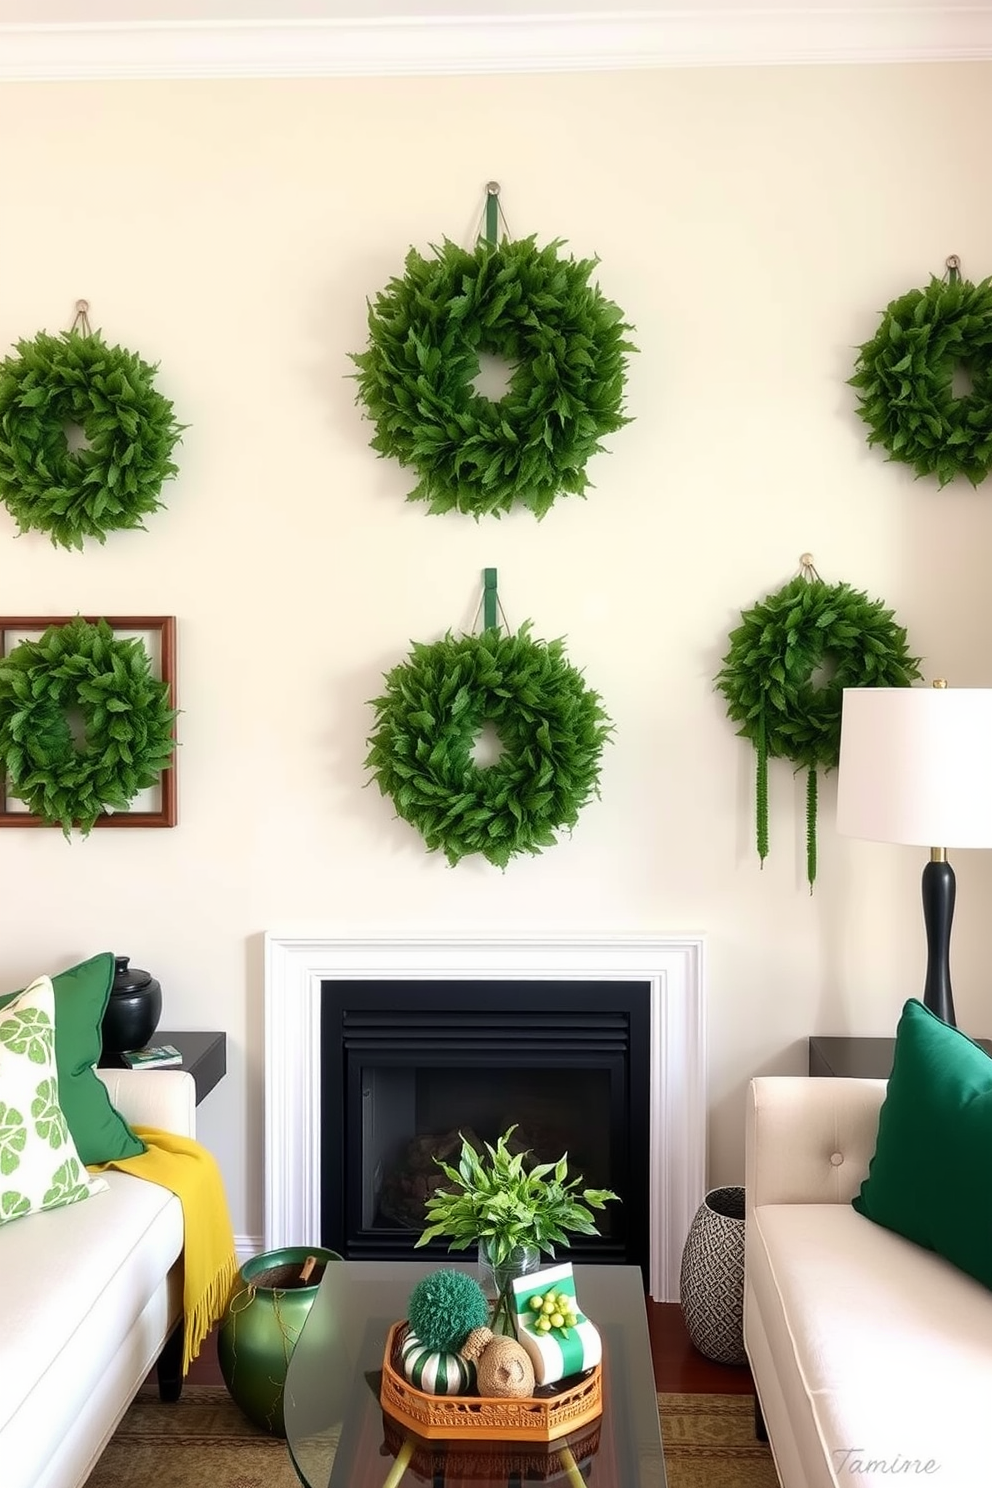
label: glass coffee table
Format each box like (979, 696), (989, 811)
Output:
(284, 1259), (667, 1487)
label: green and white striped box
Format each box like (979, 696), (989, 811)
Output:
(511, 1262), (602, 1385)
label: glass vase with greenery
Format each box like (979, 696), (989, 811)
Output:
(414, 1126), (619, 1334)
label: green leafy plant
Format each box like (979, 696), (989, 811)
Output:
(415, 1126), (619, 1337)
(0, 616), (178, 837)
(715, 573), (921, 888)
(366, 622), (613, 868)
(415, 1126), (618, 1266)
(351, 234), (636, 519)
(0, 329), (184, 548)
(850, 268), (992, 488)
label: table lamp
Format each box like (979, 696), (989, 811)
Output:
(836, 682), (992, 1027)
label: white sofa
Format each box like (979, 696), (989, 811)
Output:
(0, 1068), (195, 1488)
(745, 1076), (992, 1488)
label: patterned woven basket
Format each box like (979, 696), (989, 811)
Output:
(679, 1184), (747, 1365)
(379, 1321), (603, 1442)
(381, 1409), (603, 1480)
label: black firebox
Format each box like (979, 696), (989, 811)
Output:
(319, 979), (651, 1281)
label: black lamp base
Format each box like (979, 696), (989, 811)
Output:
(922, 858), (956, 1027)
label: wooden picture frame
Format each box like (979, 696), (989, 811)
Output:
(0, 615), (177, 830)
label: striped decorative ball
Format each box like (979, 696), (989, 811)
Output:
(400, 1330), (474, 1395)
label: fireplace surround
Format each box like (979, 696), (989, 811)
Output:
(263, 934), (705, 1301)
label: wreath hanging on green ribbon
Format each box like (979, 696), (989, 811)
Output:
(0, 617), (177, 837)
(366, 618), (613, 868)
(850, 256), (992, 488)
(351, 188), (635, 520)
(0, 301), (184, 550)
(715, 561), (921, 888)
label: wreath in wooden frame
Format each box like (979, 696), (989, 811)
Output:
(715, 564), (921, 888)
(351, 234), (636, 520)
(0, 617), (177, 837)
(0, 306), (184, 549)
(365, 622), (613, 867)
(849, 257), (992, 488)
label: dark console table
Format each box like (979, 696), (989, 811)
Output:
(100, 1030), (226, 1105)
(810, 1034), (992, 1079)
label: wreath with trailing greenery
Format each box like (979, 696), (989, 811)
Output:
(715, 573), (921, 887)
(850, 264), (992, 488)
(0, 329), (184, 549)
(0, 617), (177, 837)
(366, 623), (613, 867)
(351, 235), (636, 519)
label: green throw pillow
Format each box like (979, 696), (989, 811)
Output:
(0, 953), (144, 1164)
(853, 997), (992, 1289)
(0, 976), (109, 1224)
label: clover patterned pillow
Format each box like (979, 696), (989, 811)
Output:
(0, 975), (108, 1225)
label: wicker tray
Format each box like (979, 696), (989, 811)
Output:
(379, 1321), (603, 1443)
(381, 1409), (602, 1480)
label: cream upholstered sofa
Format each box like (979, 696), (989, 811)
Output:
(744, 1075), (992, 1488)
(0, 1067), (195, 1488)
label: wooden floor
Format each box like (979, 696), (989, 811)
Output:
(646, 1301), (754, 1394)
(184, 1300), (754, 1396)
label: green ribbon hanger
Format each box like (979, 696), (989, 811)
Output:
(483, 568), (498, 631)
(484, 182), (500, 246)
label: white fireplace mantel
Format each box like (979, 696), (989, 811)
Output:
(263, 933), (706, 1301)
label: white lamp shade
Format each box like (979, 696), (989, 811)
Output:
(836, 687), (992, 850)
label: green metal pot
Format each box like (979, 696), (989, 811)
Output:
(217, 1245), (341, 1435)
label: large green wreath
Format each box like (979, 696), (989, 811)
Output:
(0, 330), (184, 549)
(850, 267), (992, 487)
(0, 617), (177, 837)
(351, 235), (636, 519)
(715, 574), (921, 887)
(366, 623), (613, 867)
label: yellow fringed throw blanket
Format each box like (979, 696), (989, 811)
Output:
(93, 1126), (238, 1374)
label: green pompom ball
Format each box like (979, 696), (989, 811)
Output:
(407, 1270), (490, 1352)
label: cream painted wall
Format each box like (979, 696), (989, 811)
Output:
(1, 63), (991, 1245)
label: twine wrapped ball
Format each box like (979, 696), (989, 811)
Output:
(476, 1336), (536, 1398)
(458, 1325), (494, 1363)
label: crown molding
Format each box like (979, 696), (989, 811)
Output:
(1, 9), (991, 83)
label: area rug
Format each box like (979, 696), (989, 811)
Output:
(86, 1385), (778, 1487)
(659, 1392), (779, 1487)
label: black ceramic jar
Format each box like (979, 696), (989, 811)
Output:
(101, 955), (163, 1054)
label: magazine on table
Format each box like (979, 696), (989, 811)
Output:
(121, 1043), (183, 1068)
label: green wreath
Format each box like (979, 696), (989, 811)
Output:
(0, 328), (184, 549)
(715, 572), (921, 887)
(366, 623), (613, 867)
(850, 262), (992, 488)
(0, 617), (178, 837)
(351, 235), (636, 519)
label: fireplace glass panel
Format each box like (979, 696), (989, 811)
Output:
(361, 1061), (615, 1234)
